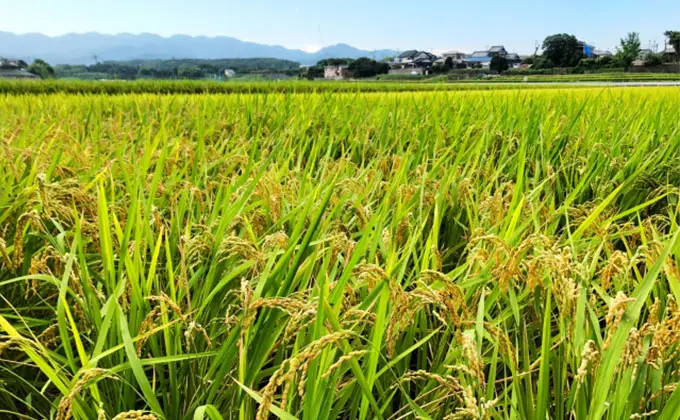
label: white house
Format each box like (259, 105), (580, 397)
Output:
(442, 51), (466, 61)
(324, 65), (351, 80)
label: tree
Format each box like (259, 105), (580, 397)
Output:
(596, 56), (614, 67)
(542, 34), (583, 67)
(139, 67), (158, 78)
(616, 32), (641, 68)
(444, 57), (454, 70)
(27, 59), (55, 79)
(533, 56), (554, 69)
(645, 53), (664, 66)
(177, 65), (203, 79)
(665, 31), (680, 62)
(490, 56), (509, 73)
(305, 66), (324, 79)
(317, 58), (352, 67)
(348, 57), (388, 78)
(198, 63), (219, 76)
(576, 58), (597, 70)
(17, 59), (28, 69)
(431, 64), (448, 74)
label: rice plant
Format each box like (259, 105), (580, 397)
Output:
(479, 73), (680, 83)
(2, 87), (680, 419)
(0, 79), (593, 95)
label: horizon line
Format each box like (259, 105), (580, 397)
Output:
(0, 30), (469, 55)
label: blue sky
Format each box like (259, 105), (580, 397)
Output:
(1, 0), (678, 54)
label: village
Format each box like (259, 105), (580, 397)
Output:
(323, 41), (678, 80)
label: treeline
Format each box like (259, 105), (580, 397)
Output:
(305, 58), (389, 79)
(521, 31), (679, 72)
(54, 58), (301, 80)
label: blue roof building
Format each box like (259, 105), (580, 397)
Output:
(465, 56), (493, 63)
(463, 45), (520, 69)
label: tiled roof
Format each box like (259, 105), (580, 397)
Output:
(470, 51), (490, 58)
(398, 50), (418, 59)
(0, 68), (37, 79)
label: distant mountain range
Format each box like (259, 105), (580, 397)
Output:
(0, 32), (399, 65)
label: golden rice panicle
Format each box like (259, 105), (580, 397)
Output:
(0, 236), (14, 270)
(262, 230), (289, 251)
(647, 297), (680, 368)
(218, 235), (263, 265)
(604, 291), (636, 349)
(460, 332), (485, 385)
(599, 250), (629, 290)
(57, 369), (113, 420)
(256, 331), (353, 420)
(111, 411), (158, 420)
(575, 340), (599, 383)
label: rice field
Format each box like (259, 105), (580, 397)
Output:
(0, 79), (594, 95)
(2, 87), (680, 419)
(480, 73), (680, 83)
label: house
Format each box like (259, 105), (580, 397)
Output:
(463, 46), (517, 69)
(0, 68), (38, 79)
(393, 50), (438, 69)
(465, 51), (494, 68)
(412, 51), (437, 67)
(324, 65), (352, 80)
(662, 44), (676, 62)
(465, 58), (492, 68)
(434, 50), (467, 66)
(469, 51), (492, 59)
(593, 49), (613, 58)
(0, 58), (37, 79)
(442, 51), (466, 62)
(389, 50), (438, 75)
(505, 53), (522, 67)
(488, 46), (508, 57)
(396, 50), (419, 65)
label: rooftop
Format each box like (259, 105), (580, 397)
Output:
(397, 50), (419, 59)
(0, 68), (37, 79)
(470, 51), (490, 58)
(465, 56), (493, 62)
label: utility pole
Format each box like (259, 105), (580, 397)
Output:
(317, 25), (325, 51)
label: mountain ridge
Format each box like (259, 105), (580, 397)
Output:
(0, 31), (400, 65)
